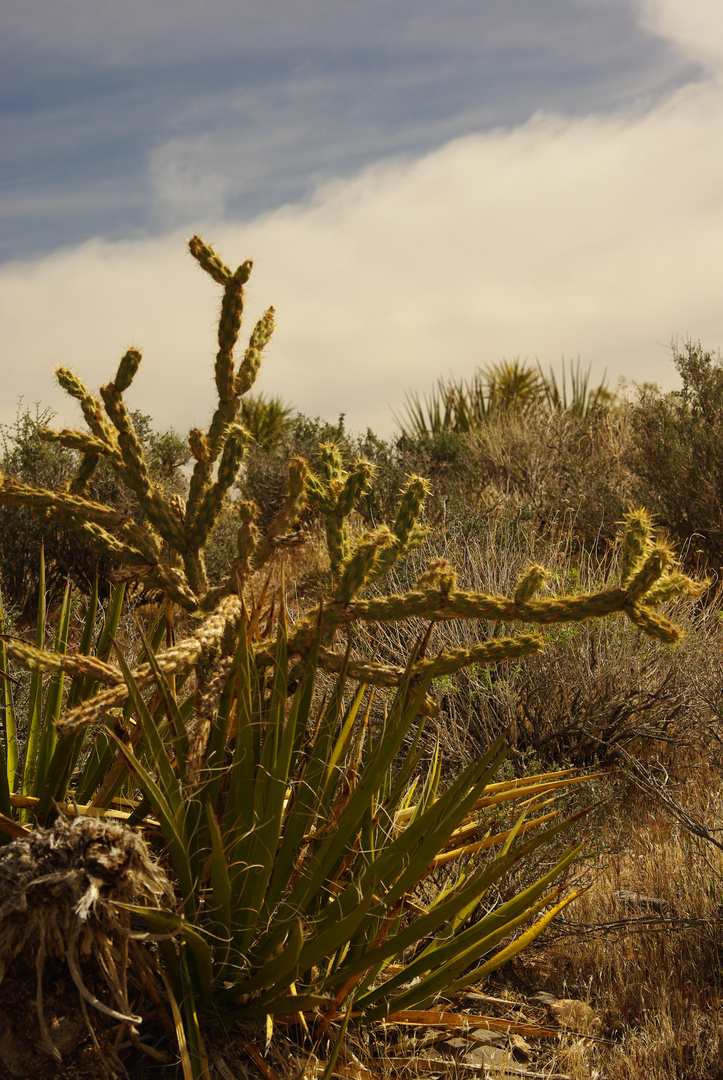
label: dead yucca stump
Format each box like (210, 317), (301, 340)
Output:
(0, 815), (171, 1078)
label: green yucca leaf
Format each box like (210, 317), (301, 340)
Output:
(363, 738), (508, 910)
(204, 799), (234, 978)
(0, 586), (17, 812)
(133, 621), (191, 778)
(323, 808), (586, 1005)
(111, 642), (183, 817)
(70, 588), (137, 804)
(20, 548), (46, 807)
(259, 640), (325, 919)
(266, 657), (439, 934)
(222, 994), (331, 1023)
(111, 734), (196, 911)
(319, 680), (368, 812)
(449, 888), (586, 993)
(229, 619), (298, 954)
(319, 847), (524, 996)
(37, 582), (104, 815)
(355, 842), (582, 1012)
(375, 889), (565, 1018)
(130, 905), (215, 1011)
(249, 880), (378, 1008)
(65, 577), (99, 711)
(226, 917), (304, 998)
(32, 580), (72, 799)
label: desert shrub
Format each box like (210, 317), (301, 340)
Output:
(461, 403), (635, 547)
(365, 512), (718, 772)
(0, 406), (79, 610)
(631, 341), (723, 570)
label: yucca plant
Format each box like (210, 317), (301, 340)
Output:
(241, 392), (294, 450)
(539, 356), (613, 418)
(0, 559), (137, 837)
(57, 598), (593, 1076)
(396, 358), (611, 437)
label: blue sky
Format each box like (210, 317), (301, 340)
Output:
(2, 1), (722, 436)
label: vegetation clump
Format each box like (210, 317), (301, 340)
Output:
(0, 238), (718, 1079)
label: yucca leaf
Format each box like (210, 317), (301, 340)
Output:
(447, 887), (587, 993)
(222, 994), (331, 1023)
(37, 582), (103, 817)
(109, 736), (196, 911)
(375, 889), (566, 1017)
(358, 735), (508, 909)
(267, 656), (439, 931)
(65, 578), (99, 710)
(20, 548), (46, 804)
(204, 798), (233, 977)
(229, 619), (297, 953)
(133, 905), (215, 1012)
(232, 879), (377, 1009)
(356, 843), (582, 1010)
(226, 917), (304, 997)
(260, 648), (324, 918)
(32, 580), (72, 800)
(263, 646), (348, 902)
(201, 652), (238, 807)
(321, 840), (537, 994)
(110, 639), (188, 814)
(133, 621), (191, 776)
(0, 585), (17, 811)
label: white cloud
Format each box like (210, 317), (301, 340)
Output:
(636, 0), (723, 72)
(2, 39), (723, 440)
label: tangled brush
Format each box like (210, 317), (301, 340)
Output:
(0, 815), (171, 1076)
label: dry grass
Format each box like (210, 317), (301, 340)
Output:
(532, 770), (723, 1079)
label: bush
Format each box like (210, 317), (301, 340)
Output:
(631, 341), (723, 569)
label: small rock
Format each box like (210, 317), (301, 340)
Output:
(469, 1028), (506, 1046)
(440, 1038), (470, 1054)
(548, 998), (599, 1030)
(462, 1045), (513, 1070)
(510, 1034), (532, 1062)
(529, 990), (558, 1006)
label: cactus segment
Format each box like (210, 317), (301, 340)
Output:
(188, 235), (233, 285)
(513, 565), (550, 605)
(235, 308), (276, 397)
(620, 507), (654, 586)
(114, 347), (142, 393)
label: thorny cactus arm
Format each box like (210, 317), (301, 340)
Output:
(0, 237), (277, 613)
(48, 509), (705, 733)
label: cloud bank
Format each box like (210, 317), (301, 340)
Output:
(1, 4), (722, 438)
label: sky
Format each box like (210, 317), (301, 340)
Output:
(1, 0), (722, 438)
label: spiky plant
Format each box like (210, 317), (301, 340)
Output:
(241, 392), (294, 450)
(396, 358), (611, 437)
